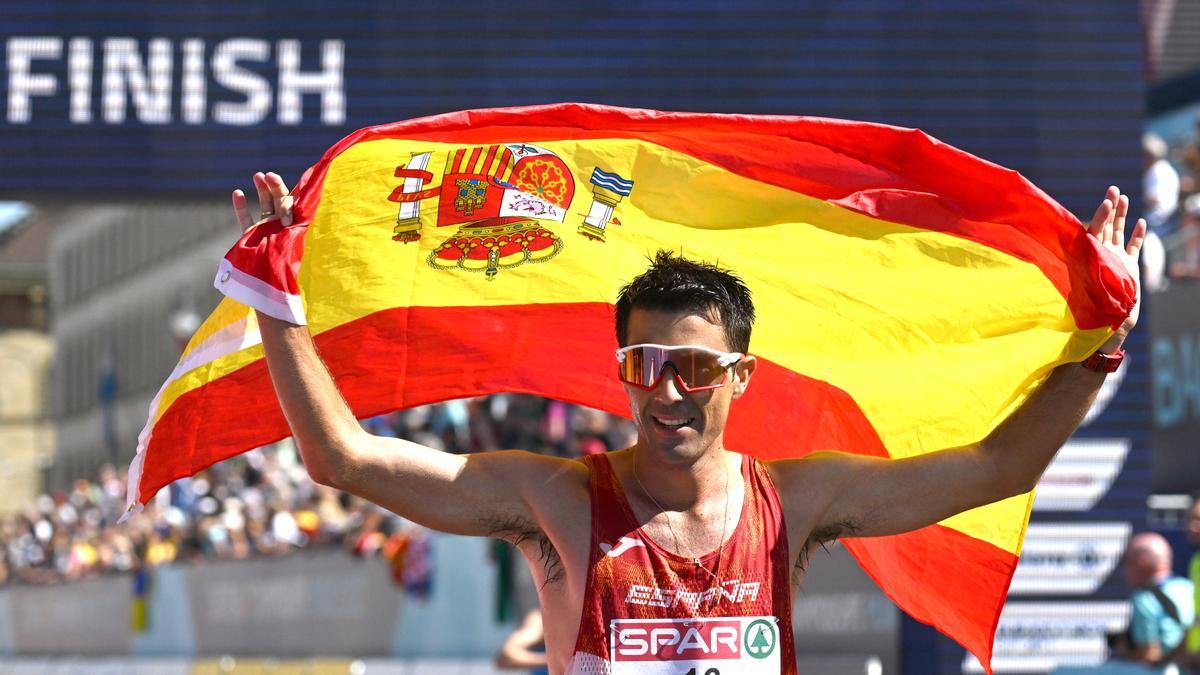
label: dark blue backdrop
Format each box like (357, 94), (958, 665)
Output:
(1, 0), (1142, 217)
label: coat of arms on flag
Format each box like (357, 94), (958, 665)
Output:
(387, 142), (634, 278)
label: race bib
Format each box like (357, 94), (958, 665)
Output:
(609, 616), (781, 675)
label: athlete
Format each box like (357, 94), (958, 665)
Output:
(233, 172), (1145, 674)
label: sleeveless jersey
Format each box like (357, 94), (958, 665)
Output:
(567, 453), (797, 675)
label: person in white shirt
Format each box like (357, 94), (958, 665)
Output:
(1144, 133), (1180, 233)
(1142, 133), (1179, 292)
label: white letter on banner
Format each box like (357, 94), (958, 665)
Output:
(212, 38), (271, 126)
(101, 38), (173, 124)
(7, 37), (62, 123)
(276, 39), (344, 125)
(67, 38), (92, 123)
(181, 39), (206, 124)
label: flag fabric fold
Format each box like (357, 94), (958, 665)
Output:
(126, 103), (1135, 672)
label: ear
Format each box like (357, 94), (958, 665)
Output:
(731, 355), (757, 400)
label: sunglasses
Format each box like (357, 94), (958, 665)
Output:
(615, 343), (744, 392)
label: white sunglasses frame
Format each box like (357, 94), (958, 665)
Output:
(614, 343), (744, 366)
(614, 343), (745, 392)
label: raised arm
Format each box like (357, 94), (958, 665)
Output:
(774, 186), (1146, 540)
(233, 173), (572, 538)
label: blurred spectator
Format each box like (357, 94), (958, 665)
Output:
(1106, 533), (1194, 673)
(1178, 114), (1200, 198)
(1142, 228), (1168, 294)
(1145, 133), (1180, 235)
(496, 609), (548, 673)
(1143, 133), (1179, 293)
(1169, 195), (1200, 280)
(0, 395), (635, 592)
(1146, 113), (1200, 287)
(495, 558), (548, 674)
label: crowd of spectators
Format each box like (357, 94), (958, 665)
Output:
(1144, 114), (1200, 287)
(0, 394), (636, 588)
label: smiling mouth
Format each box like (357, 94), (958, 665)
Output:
(652, 415), (695, 430)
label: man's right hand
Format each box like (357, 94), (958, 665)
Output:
(232, 171), (294, 233)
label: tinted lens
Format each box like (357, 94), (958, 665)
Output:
(617, 346), (658, 387)
(618, 347), (729, 390)
(674, 348), (729, 389)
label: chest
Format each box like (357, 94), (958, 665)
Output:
(636, 509), (738, 563)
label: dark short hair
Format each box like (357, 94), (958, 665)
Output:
(615, 250), (755, 353)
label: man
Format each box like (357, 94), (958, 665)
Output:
(1142, 133), (1179, 292)
(1144, 133), (1180, 236)
(1109, 533), (1195, 672)
(232, 172), (1144, 674)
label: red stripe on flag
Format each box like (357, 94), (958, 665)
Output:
(465, 146), (483, 174)
(138, 302), (887, 502)
(451, 148), (466, 174)
(845, 526), (1017, 674)
(480, 145), (499, 177)
(497, 147), (514, 182)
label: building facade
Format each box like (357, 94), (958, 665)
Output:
(47, 203), (229, 489)
(0, 206), (52, 514)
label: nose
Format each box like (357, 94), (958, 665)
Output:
(651, 366), (686, 403)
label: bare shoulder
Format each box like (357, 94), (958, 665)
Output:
(764, 451), (859, 497)
(766, 450), (886, 486)
(486, 451), (593, 587)
(764, 452), (871, 544)
(519, 450), (591, 494)
(480, 449), (590, 515)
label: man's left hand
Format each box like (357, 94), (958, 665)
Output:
(1086, 186), (1147, 353)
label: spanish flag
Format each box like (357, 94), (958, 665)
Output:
(125, 103), (1134, 670)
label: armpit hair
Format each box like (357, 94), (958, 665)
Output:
(484, 514), (564, 587)
(794, 519), (861, 580)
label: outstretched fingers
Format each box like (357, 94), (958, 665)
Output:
(264, 172), (294, 225)
(243, 171), (295, 226)
(232, 189), (253, 232)
(1088, 186), (1119, 238)
(1102, 187), (1119, 243)
(1127, 217), (1147, 257)
(1113, 194), (1129, 248)
(234, 171), (294, 234)
(252, 172), (273, 217)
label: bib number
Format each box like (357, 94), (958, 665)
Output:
(609, 616), (781, 675)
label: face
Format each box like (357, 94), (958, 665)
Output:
(622, 307), (755, 465)
(1122, 537), (1168, 587)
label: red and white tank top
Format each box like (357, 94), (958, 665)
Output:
(567, 452), (796, 675)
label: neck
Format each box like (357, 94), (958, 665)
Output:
(630, 443), (732, 511)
